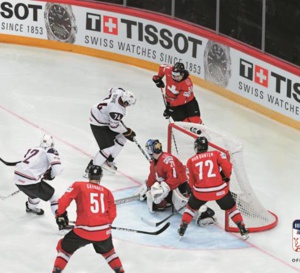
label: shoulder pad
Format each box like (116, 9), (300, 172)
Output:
(109, 112), (123, 121)
(47, 147), (59, 156)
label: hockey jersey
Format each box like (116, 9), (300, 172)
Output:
(157, 64), (195, 107)
(57, 181), (116, 241)
(147, 152), (187, 190)
(89, 87), (127, 134)
(14, 147), (62, 186)
(187, 150), (232, 201)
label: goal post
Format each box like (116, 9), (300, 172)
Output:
(168, 122), (278, 233)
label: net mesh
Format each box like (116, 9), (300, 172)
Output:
(168, 122), (278, 232)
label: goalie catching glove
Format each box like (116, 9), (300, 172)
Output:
(152, 75), (165, 88)
(151, 181), (170, 204)
(123, 128), (136, 142)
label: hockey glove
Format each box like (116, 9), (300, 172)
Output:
(43, 167), (54, 180)
(152, 75), (165, 88)
(123, 128), (136, 142)
(220, 170), (230, 182)
(163, 103), (174, 119)
(56, 211), (69, 228)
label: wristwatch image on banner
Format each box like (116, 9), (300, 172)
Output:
(44, 3), (77, 44)
(204, 40), (231, 88)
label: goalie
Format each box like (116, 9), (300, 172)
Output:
(136, 139), (216, 227)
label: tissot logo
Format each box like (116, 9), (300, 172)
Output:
(86, 13), (101, 32)
(0, 2), (42, 21)
(240, 58), (300, 103)
(104, 16), (118, 35)
(240, 59), (268, 87)
(86, 13), (118, 35)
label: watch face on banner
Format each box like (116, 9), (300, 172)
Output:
(44, 3), (77, 43)
(204, 40), (231, 88)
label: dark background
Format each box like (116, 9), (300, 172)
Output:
(92, 0), (300, 67)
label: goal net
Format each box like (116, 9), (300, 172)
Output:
(168, 122), (278, 232)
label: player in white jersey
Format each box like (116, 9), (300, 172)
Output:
(14, 135), (64, 228)
(85, 87), (136, 173)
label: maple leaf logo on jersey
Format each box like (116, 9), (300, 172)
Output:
(103, 16), (118, 35)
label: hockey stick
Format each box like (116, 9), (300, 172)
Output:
(0, 190), (20, 200)
(68, 221), (170, 236)
(133, 137), (151, 162)
(160, 88), (179, 154)
(0, 157), (21, 166)
(141, 204), (186, 227)
(141, 210), (175, 227)
(111, 222), (170, 235)
(121, 121), (151, 162)
(115, 194), (140, 205)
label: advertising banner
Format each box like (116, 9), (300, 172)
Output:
(0, 1), (299, 124)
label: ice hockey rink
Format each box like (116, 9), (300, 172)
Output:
(0, 43), (299, 273)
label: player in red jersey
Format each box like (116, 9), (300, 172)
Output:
(136, 139), (190, 213)
(137, 139), (215, 226)
(178, 136), (249, 240)
(52, 165), (124, 273)
(152, 62), (203, 124)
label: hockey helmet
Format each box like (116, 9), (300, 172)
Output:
(145, 139), (163, 156)
(194, 136), (208, 153)
(40, 134), (54, 149)
(89, 165), (103, 181)
(121, 90), (136, 107)
(172, 62), (185, 81)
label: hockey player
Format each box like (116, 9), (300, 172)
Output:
(85, 87), (136, 174)
(14, 134), (64, 228)
(52, 165), (124, 273)
(178, 136), (249, 240)
(152, 62), (203, 124)
(137, 139), (215, 226)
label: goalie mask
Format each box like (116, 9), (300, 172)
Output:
(194, 136), (208, 153)
(89, 165), (103, 181)
(40, 134), (54, 149)
(145, 139), (162, 157)
(121, 90), (136, 107)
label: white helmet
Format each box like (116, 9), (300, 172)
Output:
(121, 90), (136, 107)
(40, 134), (54, 149)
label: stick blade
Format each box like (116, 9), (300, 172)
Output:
(154, 222), (171, 235)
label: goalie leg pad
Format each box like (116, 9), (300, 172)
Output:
(135, 183), (148, 201)
(196, 205), (217, 227)
(146, 191), (155, 213)
(172, 188), (188, 213)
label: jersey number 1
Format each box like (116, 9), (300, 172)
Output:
(90, 193), (105, 214)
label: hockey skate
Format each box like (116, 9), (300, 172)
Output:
(237, 222), (249, 240)
(25, 201), (44, 215)
(114, 267), (125, 273)
(102, 160), (117, 173)
(52, 267), (62, 273)
(178, 222), (188, 239)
